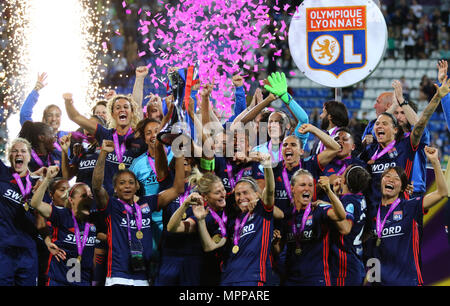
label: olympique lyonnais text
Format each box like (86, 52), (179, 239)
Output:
(307, 6), (366, 31)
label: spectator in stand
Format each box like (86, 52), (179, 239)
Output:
(414, 37), (427, 59)
(400, 76), (410, 100)
(401, 22), (417, 60)
(411, 0), (423, 20)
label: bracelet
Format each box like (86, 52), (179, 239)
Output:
(399, 100), (408, 107)
(200, 158), (215, 171)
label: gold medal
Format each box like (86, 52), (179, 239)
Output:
(23, 202), (29, 211)
(232, 245), (239, 254)
(136, 230), (143, 240)
(118, 163), (126, 170)
(295, 248), (302, 256)
(212, 234), (222, 244)
(182, 213), (187, 220)
(376, 238), (381, 247)
(77, 255), (82, 263)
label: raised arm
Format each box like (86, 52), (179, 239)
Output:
(131, 66), (148, 119)
(411, 76), (450, 148)
(20, 72), (47, 125)
(260, 154), (275, 209)
(437, 60), (450, 132)
(386, 80), (419, 125)
(63, 93), (97, 135)
(231, 93), (277, 128)
(318, 176), (346, 222)
(157, 153), (185, 209)
(59, 134), (77, 180)
(191, 198), (227, 252)
(30, 165), (60, 218)
(166, 192), (199, 233)
(423, 146), (448, 210)
(226, 74), (247, 123)
(92, 140), (114, 210)
(298, 123), (340, 166)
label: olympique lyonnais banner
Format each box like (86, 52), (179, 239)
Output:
(289, 0), (387, 88)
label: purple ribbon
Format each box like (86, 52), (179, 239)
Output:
(376, 198), (401, 239)
(12, 173), (32, 201)
(31, 149), (51, 168)
(268, 140), (282, 162)
(281, 167), (293, 203)
(147, 153), (157, 176)
(370, 140), (396, 162)
(233, 212), (250, 247)
(179, 185), (192, 206)
(292, 202), (312, 239)
(119, 199), (143, 240)
(226, 162), (245, 189)
(209, 209), (227, 238)
(71, 212), (91, 258)
(335, 156), (352, 176)
(112, 128), (133, 165)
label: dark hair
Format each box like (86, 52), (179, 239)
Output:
(135, 117), (161, 140)
(380, 166), (408, 193)
(18, 121), (52, 149)
(335, 127), (354, 141)
(345, 165), (371, 194)
(378, 112), (403, 142)
(48, 177), (68, 195)
(324, 100), (349, 127)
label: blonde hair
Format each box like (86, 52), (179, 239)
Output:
(63, 183), (87, 210)
(290, 169), (314, 186)
(188, 167), (222, 195)
(8, 137), (32, 165)
(106, 94), (141, 129)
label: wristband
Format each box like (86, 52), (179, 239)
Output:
(399, 100), (408, 107)
(200, 158), (215, 171)
(280, 92), (292, 104)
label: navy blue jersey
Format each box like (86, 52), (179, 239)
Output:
(322, 156), (366, 177)
(29, 149), (62, 174)
(273, 156), (323, 216)
(0, 163), (39, 250)
(160, 192), (202, 257)
(70, 146), (100, 189)
(46, 206), (97, 285)
(214, 157), (264, 194)
(329, 193), (367, 286)
(101, 195), (158, 285)
(282, 204), (332, 286)
(368, 197), (425, 286)
(221, 200), (273, 285)
(94, 124), (147, 194)
(359, 135), (418, 217)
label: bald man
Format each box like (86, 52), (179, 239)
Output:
(361, 92), (394, 143)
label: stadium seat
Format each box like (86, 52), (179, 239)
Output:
(364, 89), (377, 99)
(361, 98), (373, 109)
(406, 59), (419, 69)
(383, 58), (395, 68)
(395, 59), (406, 68)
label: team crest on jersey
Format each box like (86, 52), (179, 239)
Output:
(388, 147), (398, 159)
(140, 203), (150, 214)
(90, 224), (96, 232)
(306, 215), (313, 226)
(306, 6), (367, 77)
(393, 210), (403, 221)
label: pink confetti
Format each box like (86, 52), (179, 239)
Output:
(102, 42), (107, 50)
(138, 51), (146, 57)
(122, 1), (126, 8)
(126, 9), (131, 15)
(289, 71), (296, 76)
(273, 6), (280, 11)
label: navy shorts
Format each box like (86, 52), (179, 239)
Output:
(155, 254), (203, 286)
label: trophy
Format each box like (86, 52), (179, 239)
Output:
(157, 66), (197, 146)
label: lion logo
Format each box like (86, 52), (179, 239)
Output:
(311, 35), (340, 65)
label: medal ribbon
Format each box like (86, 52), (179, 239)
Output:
(233, 212), (250, 247)
(268, 140), (282, 162)
(31, 149), (51, 168)
(335, 156), (352, 176)
(112, 127), (133, 165)
(281, 167), (293, 203)
(209, 209), (227, 238)
(292, 202), (312, 250)
(319, 128), (338, 153)
(226, 162), (245, 189)
(71, 211), (90, 258)
(376, 198), (401, 239)
(12, 173), (32, 202)
(147, 153), (157, 176)
(179, 185), (192, 206)
(120, 199), (143, 239)
(370, 140), (396, 162)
